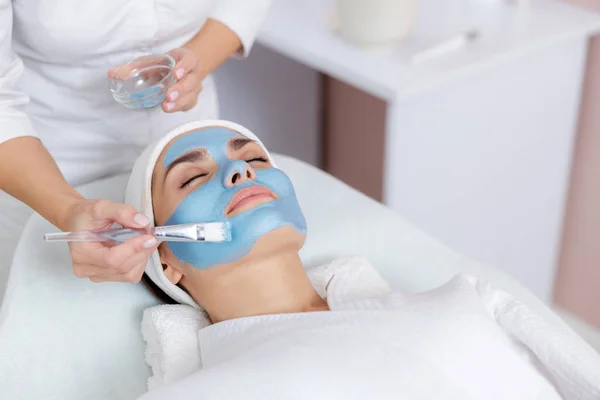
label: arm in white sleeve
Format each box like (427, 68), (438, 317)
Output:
(0, 0), (36, 145)
(209, 0), (272, 57)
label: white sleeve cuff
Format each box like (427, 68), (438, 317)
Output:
(209, 0), (272, 58)
(0, 117), (38, 145)
(0, 60), (37, 145)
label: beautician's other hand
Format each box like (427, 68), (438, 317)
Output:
(161, 48), (206, 113)
(65, 199), (159, 283)
(108, 48), (205, 113)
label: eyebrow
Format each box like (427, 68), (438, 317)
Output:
(162, 138), (256, 181)
(164, 149), (208, 179)
(229, 137), (255, 151)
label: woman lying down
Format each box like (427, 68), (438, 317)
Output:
(125, 120), (600, 400)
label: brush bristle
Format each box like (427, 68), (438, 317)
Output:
(203, 222), (232, 242)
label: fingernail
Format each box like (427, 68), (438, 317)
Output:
(133, 213), (150, 226)
(166, 102), (176, 111)
(170, 91), (179, 101)
(175, 68), (185, 79)
(143, 238), (158, 249)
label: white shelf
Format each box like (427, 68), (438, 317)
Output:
(258, 0), (600, 101)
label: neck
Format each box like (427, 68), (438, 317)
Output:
(184, 251), (328, 323)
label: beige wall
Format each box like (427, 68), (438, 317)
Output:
(554, 0), (600, 328)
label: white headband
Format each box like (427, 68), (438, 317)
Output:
(124, 120), (276, 308)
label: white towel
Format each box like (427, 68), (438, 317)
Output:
(140, 257), (390, 389)
(468, 276), (600, 399)
(141, 305), (211, 390)
(140, 257), (600, 399)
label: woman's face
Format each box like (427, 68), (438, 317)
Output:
(152, 127), (307, 271)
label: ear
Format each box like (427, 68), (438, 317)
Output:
(158, 244), (184, 285)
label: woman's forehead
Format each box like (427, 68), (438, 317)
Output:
(161, 127), (245, 166)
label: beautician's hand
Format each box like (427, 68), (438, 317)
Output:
(161, 48), (206, 113)
(108, 48), (205, 113)
(65, 199), (159, 283)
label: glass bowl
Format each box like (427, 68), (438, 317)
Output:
(108, 54), (176, 110)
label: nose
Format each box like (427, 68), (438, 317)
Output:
(223, 160), (256, 188)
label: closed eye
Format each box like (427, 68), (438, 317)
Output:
(246, 157), (268, 163)
(180, 173), (208, 189)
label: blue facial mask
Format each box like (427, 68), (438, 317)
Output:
(162, 128), (307, 270)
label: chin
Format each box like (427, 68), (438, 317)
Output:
(248, 226), (306, 257)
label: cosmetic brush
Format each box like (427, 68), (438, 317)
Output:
(43, 222), (232, 243)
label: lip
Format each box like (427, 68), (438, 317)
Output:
(225, 186), (277, 217)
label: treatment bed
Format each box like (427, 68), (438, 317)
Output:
(0, 155), (568, 399)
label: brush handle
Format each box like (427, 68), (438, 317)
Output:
(43, 227), (154, 243)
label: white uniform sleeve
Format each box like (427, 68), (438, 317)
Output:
(209, 0), (272, 57)
(0, 0), (36, 146)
